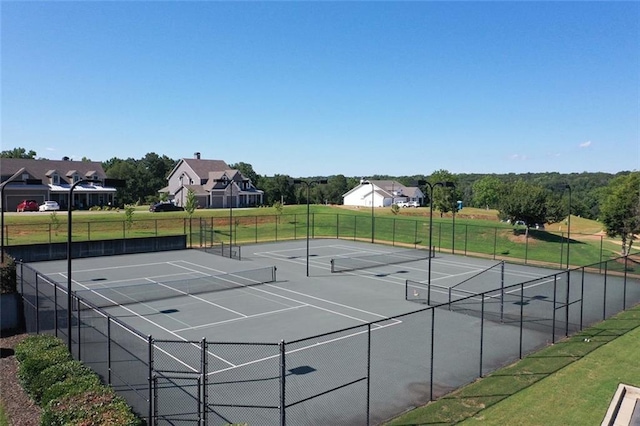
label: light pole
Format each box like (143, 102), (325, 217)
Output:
(424, 181), (455, 304)
(564, 184), (572, 269)
(67, 178), (124, 352)
(361, 180), (375, 243)
(1, 168), (26, 264)
(294, 179), (327, 276)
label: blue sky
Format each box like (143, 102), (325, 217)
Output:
(2, 1), (638, 177)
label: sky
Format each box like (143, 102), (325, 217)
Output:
(1, 1), (638, 178)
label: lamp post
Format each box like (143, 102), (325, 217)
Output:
(424, 181), (455, 304)
(361, 180), (375, 243)
(67, 178), (124, 352)
(564, 184), (572, 270)
(294, 179), (327, 277)
(1, 168), (26, 264)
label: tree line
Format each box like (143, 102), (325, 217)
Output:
(3, 147), (638, 254)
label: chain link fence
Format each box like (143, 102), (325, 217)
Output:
(16, 251), (640, 425)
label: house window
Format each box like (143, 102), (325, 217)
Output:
(73, 174), (81, 183)
(52, 174), (60, 185)
(21, 173), (30, 182)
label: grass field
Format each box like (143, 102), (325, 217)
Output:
(386, 304), (640, 425)
(0, 403), (7, 426)
(2, 205), (622, 268)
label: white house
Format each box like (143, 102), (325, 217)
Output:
(162, 153), (264, 208)
(342, 180), (424, 208)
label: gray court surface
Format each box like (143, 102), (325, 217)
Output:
(26, 239), (639, 425)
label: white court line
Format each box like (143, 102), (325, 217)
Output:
(172, 304), (311, 332)
(81, 271), (210, 288)
(176, 259), (395, 323)
(59, 273), (226, 371)
(53, 261), (177, 275)
(208, 318), (401, 376)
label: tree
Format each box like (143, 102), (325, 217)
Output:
(600, 172), (640, 255)
(1, 147), (37, 159)
(498, 180), (549, 227)
(184, 189), (198, 216)
(427, 170), (459, 215)
(229, 162), (260, 185)
(325, 175), (348, 205)
(472, 176), (503, 209)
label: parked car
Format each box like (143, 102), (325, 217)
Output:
(396, 200), (420, 208)
(39, 201), (60, 212)
(149, 202), (184, 212)
(16, 200), (39, 212)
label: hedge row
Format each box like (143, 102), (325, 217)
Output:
(14, 335), (141, 426)
(0, 252), (17, 294)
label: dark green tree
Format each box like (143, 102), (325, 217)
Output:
(1, 147), (37, 159)
(229, 162), (260, 185)
(600, 172), (640, 255)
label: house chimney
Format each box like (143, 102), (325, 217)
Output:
(194, 152), (201, 160)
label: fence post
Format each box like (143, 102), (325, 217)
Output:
(77, 296), (81, 361)
(107, 318), (112, 385)
(87, 222), (91, 241)
(413, 220), (418, 249)
(552, 275), (558, 344)
(464, 225), (468, 255)
(366, 323), (371, 426)
(148, 335), (154, 426)
(392, 218), (396, 246)
(54, 284), (58, 337)
(519, 283), (524, 359)
(255, 216), (258, 243)
(493, 228), (497, 260)
(603, 261), (608, 320)
(35, 274), (39, 334)
(280, 340), (286, 426)
(623, 256), (628, 309)
(429, 308), (435, 401)
(480, 294), (485, 377)
(580, 267), (585, 331)
(201, 337), (208, 426)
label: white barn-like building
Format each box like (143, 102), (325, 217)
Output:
(342, 180), (424, 208)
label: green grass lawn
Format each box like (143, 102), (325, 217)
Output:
(0, 402), (8, 426)
(386, 304), (640, 425)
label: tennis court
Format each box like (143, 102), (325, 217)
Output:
(22, 239), (640, 424)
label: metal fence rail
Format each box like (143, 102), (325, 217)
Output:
(16, 252), (640, 425)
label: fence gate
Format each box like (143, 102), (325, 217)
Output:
(152, 339), (207, 425)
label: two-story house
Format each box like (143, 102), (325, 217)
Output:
(0, 158), (118, 211)
(163, 153), (264, 208)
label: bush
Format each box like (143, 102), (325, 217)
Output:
(14, 335), (65, 362)
(17, 346), (71, 395)
(0, 253), (16, 294)
(41, 374), (102, 407)
(30, 360), (96, 403)
(41, 388), (142, 426)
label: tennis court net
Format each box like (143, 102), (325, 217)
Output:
(330, 247), (434, 273)
(75, 266), (277, 309)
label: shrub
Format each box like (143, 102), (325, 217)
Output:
(0, 253), (16, 294)
(14, 335), (65, 362)
(41, 388), (142, 426)
(40, 374), (102, 407)
(30, 360), (96, 403)
(17, 345), (71, 395)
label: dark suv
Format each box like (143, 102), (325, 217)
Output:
(17, 200), (39, 212)
(149, 202), (184, 212)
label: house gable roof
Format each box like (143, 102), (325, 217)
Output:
(0, 158), (107, 185)
(170, 158), (230, 181)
